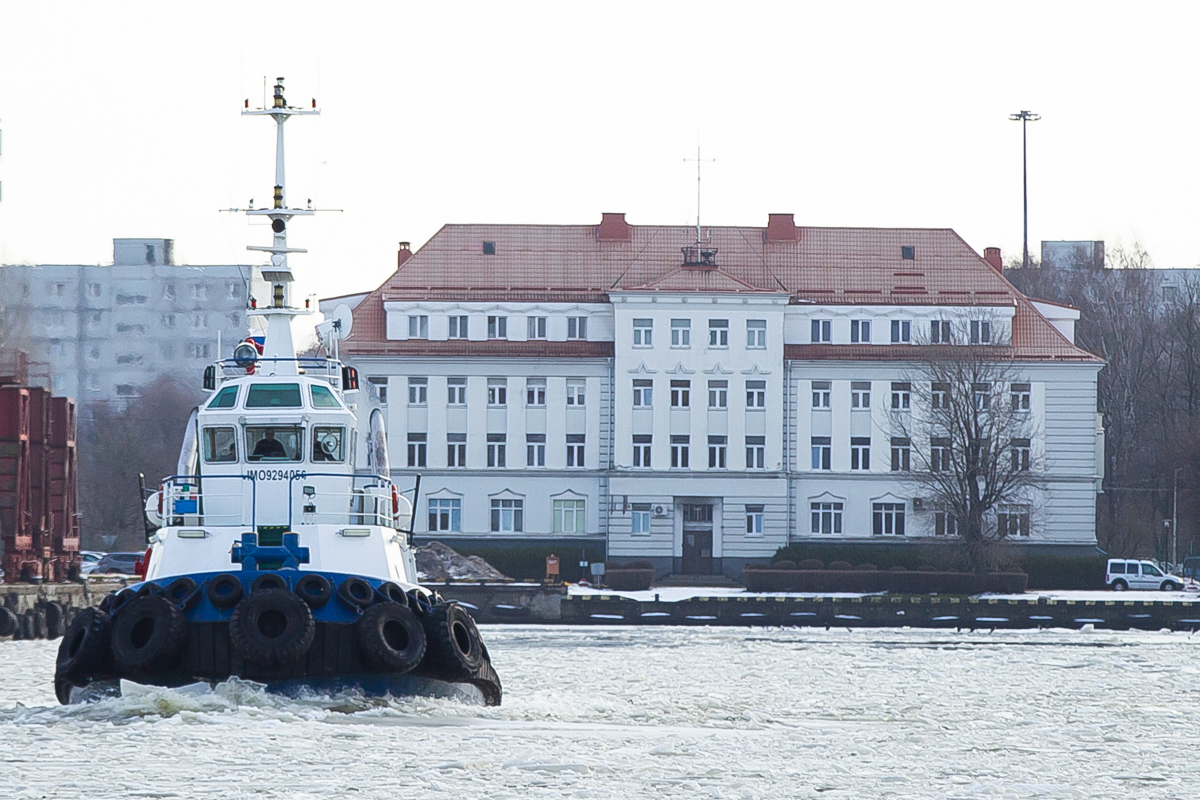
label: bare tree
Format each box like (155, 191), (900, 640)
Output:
(893, 342), (1046, 574)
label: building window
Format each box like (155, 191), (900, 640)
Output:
(670, 435), (690, 468)
(526, 378), (546, 406)
(931, 382), (949, 409)
(873, 503), (906, 536)
(632, 318), (653, 346)
(811, 502), (843, 534)
(901, 245), (915, 260)
(487, 433), (507, 468)
(407, 433), (427, 468)
(708, 380), (728, 409)
(191, 284), (207, 301)
(226, 282), (240, 299)
(811, 319), (831, 343)
(746, 319), (767, 349)
(447, 377), (467, 405)
(671, 319), (691, 347)
(487, 378), (507, 406)
(161, 314), (176, 329)
(89, 282), (102, 298)
(449, 315), (469, 339)
(934, 509), (959, 537)
(973, 382), (991, 410)
(708, 435), (727, 469)
(998, 505), (1031, 537)
(891, 320), (911, 343)
(633, 434), (652, 467)
(1011, 383), (1031, 412)
(490, 498), (523, 532)
(850, 437), (871, 470)
(553, 499), (585, 533)
(528, 316), (547, 339)
(632, 380), (653, 407)
(970, 320), (992, 344)
(567, 316), (587, 340)
(566, 434), (586, 467)
(708, 319), (729, 347)
(811, 437), (831, 470)
(526, 433), (546, 467)
(1011, 438), (1031, 472)
(888, 437), (910, 471)
(746, 380), (766, 409)
(487, 315), (508, 339)
(670, 380), (690, 408)
(566, 379), (586, 406)
(362, 377), (386, 405)
(850, 319), (871, 343)
(851, 381), (870, 409)
(632, 504), (651, 534)
(407, 377), (426, 406)
(812, 381), (831, 409)
(408, 315), (429, 338)
(890, 382), (910, 410)
(428, 498), (461, 532)
(746, 436), (765, 469)
(482, 241), (497, 255)
(745, 505), (764, 535)
(931, 438), (951, 472)
(447, 433), (467, 467)
(931, 320), (952, 344)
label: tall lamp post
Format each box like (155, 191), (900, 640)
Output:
(1009, 110), (1041, 268)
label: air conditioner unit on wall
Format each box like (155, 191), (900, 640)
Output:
(912, 498), (925, 511)
(652, 505), (669, 518)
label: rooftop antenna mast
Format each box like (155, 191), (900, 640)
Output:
(682, 146), (717, 267)
(235, 77), (319, 375)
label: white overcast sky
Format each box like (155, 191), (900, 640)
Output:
(1, 1), (1198, 300)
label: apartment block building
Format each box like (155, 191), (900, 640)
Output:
(341, 214), (1104, 577)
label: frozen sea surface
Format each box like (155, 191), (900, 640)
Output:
(1, 626), (1198, 799)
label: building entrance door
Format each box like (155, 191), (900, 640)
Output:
(681, 503), (714, 574)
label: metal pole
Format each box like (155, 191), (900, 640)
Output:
(1174, 466), (1182, 569)
(1009, 111), (1040, 268)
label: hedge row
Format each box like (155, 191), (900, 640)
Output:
(743, 569), (1028, 594)
(441, 544), (607, 584)
(605, 569), (655, 591)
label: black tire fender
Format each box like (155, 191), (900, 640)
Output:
(422, 602), (486, 679)
(294, 574), (332, 609)
(229, 589), (315, 667)
(251, 573), (289, 593)
(207, 573), (244, 609)
(337, 577), (375, 610)
(43, 602), (65, 638)
(55, 607), (112, 687)
(164, 577), (200, 610)
(109, 588), (139, 614)
(0, 606), (18, 638)
(355, 602), (426, 673)
(110, 596), (187, 674)
(376, 581), (408, 605)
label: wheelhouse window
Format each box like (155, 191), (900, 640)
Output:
(208, 385), (239, 409)
(203, 427), (238, 463)
(246, 426), (303, 461)
(310, 385), (341, 409)
(246, 384), (302, 408)
(313, 426), (346, 462)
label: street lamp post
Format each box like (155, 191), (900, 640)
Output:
(1009, 110), (1041, 269)
(1173, 466), (1185, 569)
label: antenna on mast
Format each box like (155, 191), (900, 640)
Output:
(682, 146), (717, 268)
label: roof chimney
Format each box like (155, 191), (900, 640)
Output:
(597, 212), (632, 241)
(397, 242), (412, 269)
(983, 247), (1003, 273)
(766, 213), (797, 243)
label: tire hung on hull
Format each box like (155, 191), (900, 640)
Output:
(355, 602), (426, 673)
(56, 607), (112, 689)
(110, 596), (187, 674)
(422, 603), (486, 679)
(229, 589), (315, 667)
(207, 574), (244, 609)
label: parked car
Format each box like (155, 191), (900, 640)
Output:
(1106, 559), (1184, 591)
(79, 551), (104, 575)
(91, 552), (143, 576)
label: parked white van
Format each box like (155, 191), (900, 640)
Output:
(1106, 559), (1184, 591)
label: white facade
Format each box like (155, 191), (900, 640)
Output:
(341, 218), (1104, 576)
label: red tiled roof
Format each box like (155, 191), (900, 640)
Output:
(344, 217), (1100, 363)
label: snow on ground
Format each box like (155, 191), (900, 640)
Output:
(2, 626), (1200, 799)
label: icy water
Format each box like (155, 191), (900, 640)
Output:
(1, 626), (1198, 799)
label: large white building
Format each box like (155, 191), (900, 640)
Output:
(341, 214), (1104, 577)
(0, 239), (259, 405)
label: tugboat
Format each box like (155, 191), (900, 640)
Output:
(54, 79), (501, 706)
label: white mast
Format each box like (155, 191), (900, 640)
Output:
(240, 77), (319, 375)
